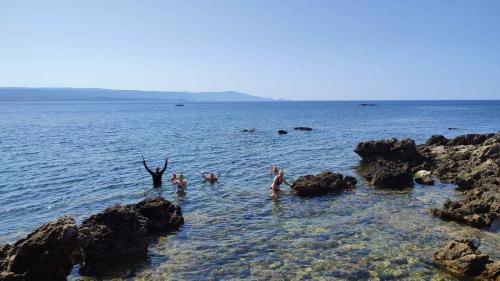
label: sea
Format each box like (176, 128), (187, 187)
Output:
(0, 100), (499, 280)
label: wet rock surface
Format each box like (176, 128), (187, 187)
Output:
(434, 239), (499, 280)
(291, 171), (356, 196)
(0, 197), (183, 280)
(0, 216), (79, 281)
(78, 197), (183, 275)
(355, 132), (499, 228)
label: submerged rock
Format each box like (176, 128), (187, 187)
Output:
(242, 128), (255, 132)
(294, 127), (313, 131)
(291, 171), (356, 196)
(278, 130), (288, 135)
(0, 216), (79, 281)
(434, 239), (499, 280)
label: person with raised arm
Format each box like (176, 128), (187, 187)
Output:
(143, 155), (168, 187)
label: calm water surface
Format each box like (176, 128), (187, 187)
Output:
(1, 101), (499, 280)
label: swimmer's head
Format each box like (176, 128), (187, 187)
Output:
(278, 170), (284, 176)
(155, 167), (160, 173)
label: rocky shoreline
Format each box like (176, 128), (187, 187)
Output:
(0, 197), (183, 280)
(355, 132), (499, 280)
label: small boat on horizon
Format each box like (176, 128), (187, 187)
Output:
(175, 103), (184, 106)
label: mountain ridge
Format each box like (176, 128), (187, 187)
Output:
(0, 87), (273, 102)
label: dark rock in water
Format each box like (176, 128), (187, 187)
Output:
(344, 175), (357, 186)
(358, 160), (413, 189)
(242, 128), (255, 132)
(360, 103), (376, 106)
(78, 205), (148, 272)
(448, 133), (494, 146)
(294, 127), (313, 131)
(448, 127), (458, 130)
(278, 130), (288, 135)
(426, 135), (449, 146)
(434, 239), (499, 279)
(291, 171), (356, 196)
(354, 138), (421, 163)
(77, 197), (183, 276)
(0, 216), (79, 281)
(135, 197), (184, 234)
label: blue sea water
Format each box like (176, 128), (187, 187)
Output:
(0, 100), (499, 280)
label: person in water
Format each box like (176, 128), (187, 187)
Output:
(143, 157), (168, 187)
(174, 174), (187, 189)
(271, 170), (291, 196)
(169, 172), (178, 184)
(270, 164), (279, 175)
(200, 172), (220, 184)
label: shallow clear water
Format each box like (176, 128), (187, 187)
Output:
(0, 101), (499, 280)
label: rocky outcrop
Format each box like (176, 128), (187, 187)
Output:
(421, 133), (500, 228)
(291, 171), (356, 196)
(242, 128), (255, 132)
(434, 239), (499, 280)
(294, 127), (313, 131)
(357, 160), (413, 189)
(0, 216), (79, 281)
(78, 197), (183, 275)
(0, 197), (183, 280)
(354, 138), (422, 188)
(355, 132), (499, 228)
(278, 130), (288, 135)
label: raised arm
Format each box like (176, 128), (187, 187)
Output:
(160, 157), (168, 174)
(200, 172), (208, 180)
(143, 160), (154, 175)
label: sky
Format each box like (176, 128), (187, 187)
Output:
(1, 0), (500, 100)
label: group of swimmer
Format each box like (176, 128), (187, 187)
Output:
(143, 156), (289, 196)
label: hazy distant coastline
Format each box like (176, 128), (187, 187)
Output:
(0, 87), (273, 102)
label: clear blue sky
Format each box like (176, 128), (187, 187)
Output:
(1, 0), (499, 100)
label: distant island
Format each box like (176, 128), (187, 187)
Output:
(0, 87), (273, 102)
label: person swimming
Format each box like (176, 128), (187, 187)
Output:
(270, 164), (279, 175)
(169, 172), (178, 184)
(270, 170), (291, 196)
(174, 174), (187, 189)
(200, 172), (220, 184)
(143, 156), (168, 187)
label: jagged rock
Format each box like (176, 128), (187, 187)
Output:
(135, 197), (184, 234)
(434, 239), (498, 279)
(278, 130), (288, 135)
(77, 197), (184, 275)
(294, 127), (313, 131)
(426, 135), (449, 146)
(242, 128), (255, 132)
(78, 204), (148, 266)
(291, 171), (356, 196)
(0, 216), (79, 281)
(354, 138), (421, 163)
(358, 160), (413, 189)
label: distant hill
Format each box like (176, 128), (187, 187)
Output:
(0, 88), (273, 102)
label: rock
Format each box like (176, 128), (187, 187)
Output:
(78, 204), (148, 268)
(448, 134), (494, 146)
(291, 171), (356, 196)
(135, 197), (184, 234)
(358, 160), (413, 189)
(414, 170), (435, 185)
(278, 130), (288, 135)
(360, 103), (376, 106)
(77, 197), (183, 275)
(434, 239), (497, 278)
(294, 127), (313, 131)
(426, 135), (449, 146)
(0, 216), (79, 281)
(242, 128), (255, 132)
(448, 127), (458, 130)
(354, 138), (421, 163)
(481, 262), (500, 280)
